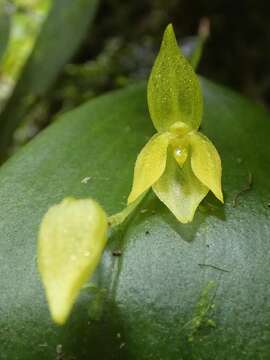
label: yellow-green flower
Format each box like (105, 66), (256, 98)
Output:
(128, 24), (223, 223)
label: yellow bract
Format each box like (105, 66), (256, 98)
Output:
(128, 24), (223, 223)
(38, 198), (108, 325)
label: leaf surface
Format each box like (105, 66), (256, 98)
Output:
(0, 80), (270, 359)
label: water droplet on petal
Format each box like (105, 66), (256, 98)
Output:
(173, 146), (188, 167)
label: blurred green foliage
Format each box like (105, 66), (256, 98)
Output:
(0, 0), (51, 106)
(0, 3), (10, 62)
(2, 0), (51, 79)
(0, 0), (98, 157)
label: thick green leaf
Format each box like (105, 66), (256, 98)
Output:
(0, 79), (270, 360)
(0, 0), (99, 156)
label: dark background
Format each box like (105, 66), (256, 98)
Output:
(75, 0), (270, 107)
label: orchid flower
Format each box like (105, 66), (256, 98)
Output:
(128, 24), (223, 223)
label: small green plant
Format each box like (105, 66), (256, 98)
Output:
(38, 24), (223, 325)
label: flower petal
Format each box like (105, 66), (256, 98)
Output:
(189, 132), (223, 202)
(147, 24), (203, 133)
(128, 132), (171, 204)
(38, 198), (108, 325)
(153, 150), (208, 223)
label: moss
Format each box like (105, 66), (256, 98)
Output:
(184, 281), (217, 342)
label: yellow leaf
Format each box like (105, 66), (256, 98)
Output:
(147, 24), (203, 133)
(128, 132), (171, 204)
(189, 132), (223, 202)
(153, 150), (208, 223)
(38, 198), (108, 325)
